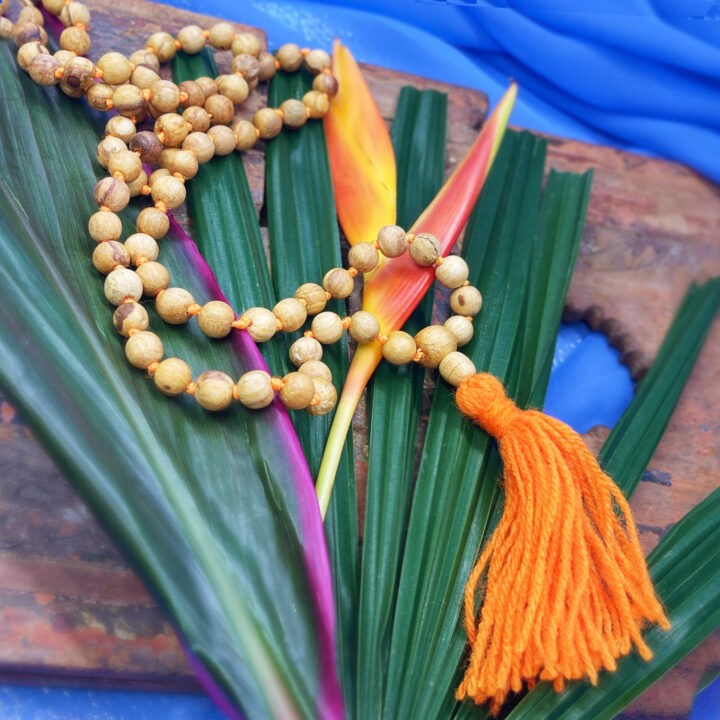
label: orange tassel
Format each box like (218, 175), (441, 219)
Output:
(454, 373), (670, 714)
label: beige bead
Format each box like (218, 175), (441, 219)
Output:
(273, 297), (307, 332)
(113, 83), (146, 119)
(231, 53), (260, 83)
(176, 24), (206, 54)
(207, 125), (236, 156)
(41, 0), (65, 14)
(194, 371), (235, 411)
(311, 311), (344, 344)
(208, 21), (235, 50)
(409, 232), (441, 266)
(93, 240), (130, 274)
(107, 149), (143, 183)
(450, 285), (483, 316)
(252, 107), (283, 140)
(129, 130), (163, 164)
(298, 359), (332, 383)
(124, 233), (159, 265)
(279, 372), (315, 410)
(178, 80), (205, 108)
(232, 119), (258, 151)
(435, 254), (469, 289)
(130, 64), (161, 90)
(322, 268), (354, 299)
(153, 357), (192, 396)
(294, 282), (327, 315)
(194, 76), (218, 98)
(348, 242), (379, 273)
(381, 330), (416, 365)
(125, 330), (163, 370)
(16, 41), (47, 72)
(155, 113), (190, 147)
(136, 261), (170, 296)
(312, 72), (339, 98)
(257, 51), (277, 81)
(146, 31), (177, 62)
(86, 82), (114, 112)
(94, 176), (130, 212)
(349, 311), (380, 344)
(231, 32), (260, 58)
(0, 18), (13, 40)
(240, 307), (278, 342)
(88, 210), (122, 243)
(149, 79), (181, 115)
(104, 267), (143, 305)
(439, 351), (476, 387)
(59, 1), (90, 28)
(280, 99), (307, 129)
(97, 135), (126, 170)
(183, 131), (215, 163)
(304, 49), (332, 74)
(150, 175), (186, 210)
(113, 301), (149, 337)
(302, 90), (330, 119)
(59, 26), (90, 55)
(129, 49), (161, 73)
(444, 315), (474, 347)
(216, 73), (249, 104)
(97, 52), (133, 85)
(156, 287), (196, 324)
(198, 300), (235, 338)
(276, 43), (303, 71)
(289, 336), (323, 367)
(183, 106), (212, 133)
(27, 53), (61, 86)
(18, 6), (44, 25)
(105, 115), (136, 144)
(159, 148), (199, 179)
(377, 225), (408, 258)
(235, 370), (274, 409)
(307, 377), (337, 416)
(414, 325), (457, 368)
(127, 170), (149, 198)
(136, 207), (169, 239)
(13, 22), (47, 47)
(54, 49), (75, 65)
(204, 94), (234, 126)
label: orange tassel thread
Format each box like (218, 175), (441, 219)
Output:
(454, 373), (670, 714)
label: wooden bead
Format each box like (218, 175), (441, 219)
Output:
(232, 119), (258, 151)
(155, 113), (190, 147)
(125, 330), (163, 369)
(231, 32), (260, 58)
(235, 370), (274, 409)
(276, 43), (303, 72)
(41, 0), (65, 13)
(449, 285), (482, 316)
(253, 107), (283, 140)
(0, 18), (13, 40)
(208, 21), (236, 50)
(312, 72), (339, 98)
(105, 115), (136, 144)
(322, 268), (354, 299)
(129, 49), (160, 73)
(149, 79), (181, 115)
(153, 357), (192, 396)
(183, 131), (215, 164)
(129, 130), (163, 164)
(207, 125), (236, 156)
(130, 64), (161, 90)
(124, 233), (159, 265)
(216, 73), (249, 104)
(53, 49), (75, 66)
(294, 282), (327, 315)
(135, 261), (170, 296)
(156, 287), (196, 324)
(435, 254), (469, 288)
(273, 297), (307, 332)
(92, 240), (129, 274)
(377, 225), (408, 258)
(97, 52), (132, 85)
(113, 83), (146, 119)
(349, 311), (380, 344)
(302, 90), (330, 119)
(88, 210), (122, 243)
(59, 26), (90, 55)
(104, 267), (143, 305)
(107, 148), (143, 183)
(381, 330), (416, 365)
(414, 325), (457, 368)
(176, 24), (206, 54)
(204, 94), (234, 126)
(13, 22), (47, 47)
(96, 136), (125, 169)
(127, 170), (149, 198)
(195, 371), (235, 412)
(198, 300), (235, 338)
(59, 2), (90, 28)
(16, 41), (47, 72)
(439, 351), (476, 387)
(279, 372), (315, 410)
(183, 106), (211, 133)
(280, 98), (307, 129)
(241, 307), (278, 342)
(298, 359), (332, 383)
(307, 377), (337, 416)
(18, 6), (44, 25)
(256, 51), (277, 81)
(230, 53), (260, 83)
(86, 82), (114, 111)
(159, 148), (199, 179)
(304, 49), (332, 74)
(311, 311), (344, 344)
(409, 232), (441, 266)
(27, 53), (61, 86)
(289, 336), (323, 367)
(178, 80), (205, 108)
(150, 174), (186, 210)
(444, 315), (474, 347)
(348, 242), (379, 273)
(113, 301), (149, 337)
(94, 176), (130, 212)
(146, 31), (177, 62)
(136, 207), (169, 239)
(194, 76), (218, 98)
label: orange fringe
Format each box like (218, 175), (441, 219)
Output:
(454, 373), (670, 715)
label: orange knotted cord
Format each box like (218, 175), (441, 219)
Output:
(454, 373), (670, 715)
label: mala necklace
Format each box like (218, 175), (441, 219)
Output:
(2, 1), (671, 714)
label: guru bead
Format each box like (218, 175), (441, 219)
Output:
(235, 370), (275, 409)
(279, 372), (316, 410)
(198, 300), (235, 338)
(104, 267), (143, 305)
(450, 285), (483, 316)
(113, 301), (149, 336)
(153, 357), (192, 396)
(156, 287), (196, 324)
(414, 325), (457, 368)
(376, 225), (408, 258)
(194, 370), (235, 411)
(125, 330), (163, 369)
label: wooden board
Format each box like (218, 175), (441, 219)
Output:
(0, 0), (718, 716)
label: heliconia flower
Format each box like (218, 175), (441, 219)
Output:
(316, 42), (517, 516)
